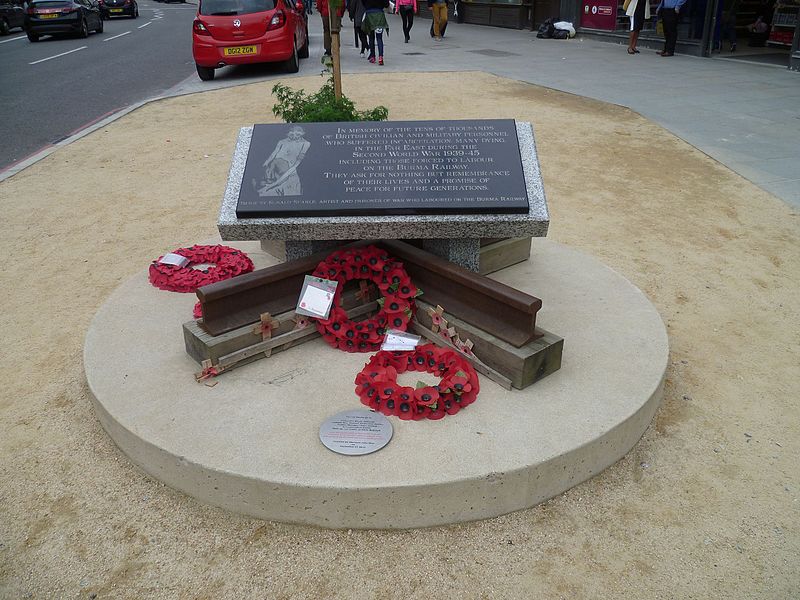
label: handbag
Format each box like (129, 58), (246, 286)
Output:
(623, 0), (631, 11)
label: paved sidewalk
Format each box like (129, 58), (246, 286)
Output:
(173, 15), (800, 208)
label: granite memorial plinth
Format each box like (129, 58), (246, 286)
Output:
(218, 119), (549, 271)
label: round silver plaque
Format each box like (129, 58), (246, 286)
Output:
(319, 409), (393, 456)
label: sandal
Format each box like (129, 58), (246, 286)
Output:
(627, 48), (636, 54)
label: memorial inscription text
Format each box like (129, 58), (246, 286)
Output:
(236, 119), (529, 218)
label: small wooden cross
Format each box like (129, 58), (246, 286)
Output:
(356, 281), (373, 304)
(195, 359), (222, 382)
(427, 304), (446, 333)
(292, 314), (310, 330)
(439, 325), (457, 342)
(253, 312), (280, 357)
(456, 337), (475, 356)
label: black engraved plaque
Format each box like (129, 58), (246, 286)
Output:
(235, 119), (529, 218)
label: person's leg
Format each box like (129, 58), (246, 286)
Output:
(659, 8), (674, 53)
(628, 18), (636, 52)
(357, 26), (368, 52)
(407, 8), (414, 36)
(368, 30), (376, 60)
(727, 15), (737, 49)
(432, 2), (447, 37)
(376, 29), (384, 63)
(666, 9), (678, 53)
(401, 6), (410, 40)
(321, 13), (331, 54)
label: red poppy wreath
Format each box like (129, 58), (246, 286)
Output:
(355, 344), (479, 420)
(149, 245), (254, 293)
(311, 245), (418, 353)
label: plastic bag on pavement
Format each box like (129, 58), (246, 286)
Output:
(553, 21), (575, 37)
(536, 18), (555, 38)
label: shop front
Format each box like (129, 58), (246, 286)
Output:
(413, 0), (798, 68)
(573, 0), (800, 68)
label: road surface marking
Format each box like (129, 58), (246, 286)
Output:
(0, 35), (26, 45)
(103, 31), (131, 41)
(138, 21), (153, 28)
(29, 46), (87, 65)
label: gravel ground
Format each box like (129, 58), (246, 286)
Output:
(0, 72), (798, 599)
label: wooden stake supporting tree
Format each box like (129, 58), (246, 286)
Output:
(329, 0), (343, 100)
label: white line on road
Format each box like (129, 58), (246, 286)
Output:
(0, 35), (26, 45)
(103, 31), (131, 41)
(137, 20), (153, 28)
(29, 46), (87, 65)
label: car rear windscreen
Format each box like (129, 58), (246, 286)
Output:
(31, 1), (72, 6)
(199, 0), (276, 15)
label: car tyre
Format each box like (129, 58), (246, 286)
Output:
(27, 30), (40, 42)
(0, 18), (10, 35)
(132, 2), (138, 17)
(298, 27), (309, 58)
(96, 14), (103, 31)
(196, 64), (215, 81)
(284, 44), (299, 73)
(78, 17), (89, 37)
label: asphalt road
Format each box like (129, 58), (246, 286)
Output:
(0, 1), (199, 172)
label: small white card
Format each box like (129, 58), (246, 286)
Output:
(295, 276), (338, 319)
(380, 329), (421, 351)
(158, 253), (190, 267)
(299, 285), (333, 317)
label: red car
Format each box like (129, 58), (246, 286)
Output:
(192, 0), (308, 81)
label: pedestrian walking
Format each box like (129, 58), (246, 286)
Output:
(655, 0), (686, 56)
(430, 0), (448, 40)
(319, 0), (346, 58)
(624, 0), (650, 54)
(396, 0), (417, 42)
(362, 0), (389, 64)
(348, 0), (369, 54)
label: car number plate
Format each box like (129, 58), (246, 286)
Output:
(223, 45), (257, 56)
(110, 8), (123, 11)
(39, 13), (59, 18)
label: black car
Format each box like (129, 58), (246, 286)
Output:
(98, 0), (137, 19)
(0, 0), (25, 34)
(24, 0), (103, 41)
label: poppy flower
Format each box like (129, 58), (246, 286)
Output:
(414, 386), (439, 407)
(442, 396), (461, 415)
(394, 277), (418, 300)
(365, 253), (386, 273)
(395, 387), (416, 420)
(383, 297), (411, 314)
(383, 266), (407, 289)
(386, 311), (410, 331)
(450, 374), (473, 395)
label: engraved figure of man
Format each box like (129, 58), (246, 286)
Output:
(258, 126), (311, 196)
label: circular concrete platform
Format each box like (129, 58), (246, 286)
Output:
(85, 240), (668, 529)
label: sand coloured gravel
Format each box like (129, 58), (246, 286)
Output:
(0, 72), (798, 598)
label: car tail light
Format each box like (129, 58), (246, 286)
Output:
(193, 19), (211, 35)
(267, 10), (285, 30)
(61, 6), (76, 12)
(26, 6), (34, 13)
